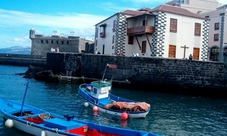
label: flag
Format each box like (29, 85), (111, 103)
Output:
(107, 63), (117, 68)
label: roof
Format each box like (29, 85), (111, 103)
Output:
(120, 9), (146, 16)
(95, 4), (207, 26)
(150, 4), (206, 19)
(95, 9), (148, 26)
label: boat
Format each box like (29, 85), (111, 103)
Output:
(78, 64), (151, 119)
(0, 82), (161, 136)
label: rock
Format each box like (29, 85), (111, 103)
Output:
(23, 65), (46, 78)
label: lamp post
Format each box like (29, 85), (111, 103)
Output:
(219, 13), (225, 62)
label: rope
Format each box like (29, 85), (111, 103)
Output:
(52, 128), (59, 134)
(26, 121), (33, 126)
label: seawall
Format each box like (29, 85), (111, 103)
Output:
(46, 53), (227, 97)
(1, 52), (227, 97)
(0, 53), (46, 67)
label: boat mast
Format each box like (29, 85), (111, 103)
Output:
(20, 81), (29, 116)
(101, 64), (108, 81)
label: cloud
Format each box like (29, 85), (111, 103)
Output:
(0, 9), (106, 29)
(0, 9), (108, 48)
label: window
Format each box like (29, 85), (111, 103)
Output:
(112, 20), (116, 32)
(214, 22), (219, 30)
(141, 41), (146, 53)
(51, 41), (53, 44)
(46, 40), (48, 44)
(100, 24), (106, 38)
(170, 18), (177, 33)
(95, 27), (98, 37)
(143, 20), (146, 26)
(112, 35), (115, 44)
(128, 36), (133, 44)
(194, 23), (201, 36)
(214, 34), (219, 41)
(41, 40), (43, 43)
(93, 88), (97, 94)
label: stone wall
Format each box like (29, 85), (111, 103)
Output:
(41, 53), (227, 97)
(80, 54), (227, 90)
(46, 53), (227, 91)
(0, 53), (46, 67)
(31, 36), (79, 57)
(46, 53), (81, 76)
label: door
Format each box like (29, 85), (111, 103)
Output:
(102, 44), (105, 54)
(141, 41), (146, 53)
(193, 48), (200, 60)
(168, 45), (176, 58)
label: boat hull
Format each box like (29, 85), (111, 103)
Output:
(78, 84), (150, 118)
(3, 116), (69, 136)
(0, 97), (160, 136)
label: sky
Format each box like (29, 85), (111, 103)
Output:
(0, 0), (226, 48)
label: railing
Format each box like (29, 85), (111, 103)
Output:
(127, 26), (154, 36)
(100, 32), (106, 38)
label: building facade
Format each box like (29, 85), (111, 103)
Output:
(95, 4), (209, 60)
(200, 5), (227, 62)
(167, 0), (222, 14)
(29, 28), (93, 56)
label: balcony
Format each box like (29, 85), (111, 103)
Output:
(127, 26), (155, 36)
(100, 32), (106, 38)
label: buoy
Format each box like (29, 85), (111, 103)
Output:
(5, 119), (14, 128)
(121, 112), (128, 120)
(41, 130), (46, 136)
(93, 106), (98, 112)
(84, 102), (89, 107)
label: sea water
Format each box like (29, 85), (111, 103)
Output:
(0, 65), (226, 136)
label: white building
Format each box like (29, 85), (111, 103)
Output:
(95, 4), (209, 60)
(166, 0), (222, 14)
(200, 5), (227, 62)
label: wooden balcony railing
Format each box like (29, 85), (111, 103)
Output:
(127, 26), (155, 36)
(100, 32), (106, 38)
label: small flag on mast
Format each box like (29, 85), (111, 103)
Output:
(107, 63), (117, 68)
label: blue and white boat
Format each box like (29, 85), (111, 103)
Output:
(0, 82), (161, 136)
(78, 80), (151, 119)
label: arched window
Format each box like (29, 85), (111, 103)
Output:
(223, 47), (227, 62)
(210, 46), (219, 61)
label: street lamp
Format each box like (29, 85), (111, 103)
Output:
(219, 13), (225, 62)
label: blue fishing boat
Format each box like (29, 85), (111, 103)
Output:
(78, 64), (150, 119)
(0, 82), (161, 136)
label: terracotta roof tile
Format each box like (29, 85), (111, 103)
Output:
(120, 9), (145, 16)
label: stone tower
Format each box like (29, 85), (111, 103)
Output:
(29, 28), (35, 39)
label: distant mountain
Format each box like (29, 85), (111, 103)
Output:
(0, 46), (31, 54)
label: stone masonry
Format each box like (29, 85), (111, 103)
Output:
(46, 53), (227, 92)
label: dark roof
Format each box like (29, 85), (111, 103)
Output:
(120, 9), (146, 16)
(150, 4), (206, 19)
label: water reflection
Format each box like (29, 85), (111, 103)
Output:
(0, 65), (227, 136)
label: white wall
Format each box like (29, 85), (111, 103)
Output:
(181, 0), (222, 14)
(95, 15), (118, 55)
(164, 13), (205, 59)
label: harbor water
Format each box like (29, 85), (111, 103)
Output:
(0, 65), (226, 136)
